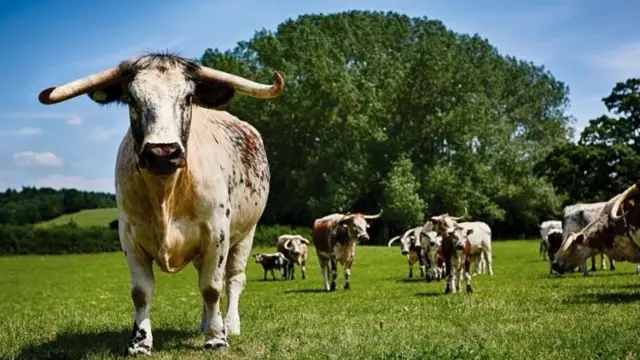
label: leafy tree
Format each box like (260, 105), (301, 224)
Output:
(381, 155), (426, 230)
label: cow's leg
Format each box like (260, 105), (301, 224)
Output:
(408, 260), (414, 278)
(223, 228), (254, 336)
(329, 256), (338, 291)
(289, 261), (295, 280)
(581, 261), (590, 276)
(600, 253), (606, 271)
(464, 257), (473, 294)
(636, 264), (640, 274)
(344, 259), (353, 290)
(590, 255), (597, 272)
(121, 224), (155, 356)
(317, 254), (330, 291)
(444, 256), (454, 294)
(198, 222), (231, 351)
(419, 252), (426, 278)
(301, 259), (307, 280)
(610, 258), (616, 271)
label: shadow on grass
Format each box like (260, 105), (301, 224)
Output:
(15, 327), (199, 360)
(563, 291), (640, 305)
(414, 291), (442, 297)
(396, 278), (426, 283)
(284, 288), (327, 294)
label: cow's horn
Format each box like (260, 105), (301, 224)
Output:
(449, 207), (468, 221)
(199, 66), (284, 99)
(387, 236), (401, 247)
(610, 183), (638, 221)
(38, 67), (122, 105)
(363, 210), (383, 220)
(559, 232), (576, 253)
(284, 238), (293, 250)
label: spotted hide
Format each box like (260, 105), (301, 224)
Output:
(38, 52), (284, 355)
(312, 211), (383, 291)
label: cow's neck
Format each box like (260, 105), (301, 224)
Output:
(138, 167), (196, 222)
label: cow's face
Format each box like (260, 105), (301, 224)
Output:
(341, 215), (371, 242)
(283, 236), (309, 256)
(449, 226), (473, 253)
(253, 254), (264, 263)
(552, 233), (595, 273)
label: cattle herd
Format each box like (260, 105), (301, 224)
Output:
(35, 53), (640, 355)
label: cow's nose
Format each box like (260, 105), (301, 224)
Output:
(139, 142), (185, 175)
(455, 244), (464, 250)
(358, 234), (369, 242)
(401, 250), (409, 255)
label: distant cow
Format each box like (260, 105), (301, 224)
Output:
(424, 210), (493, 294)
(276, 234), (309, 280)
(553, 181), (640, 275)
(420, 230), (445, 282)
(539, 220), (562, 260)
(387, 226), (426, 279)
(253, 253), (289, 280)
(312, 211), (383, 291)
(545, 228), (563, 274)
(563, 202), (615, 275)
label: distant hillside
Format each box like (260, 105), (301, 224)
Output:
(36, 208), (119, 228)
(0, 187), (116, 226)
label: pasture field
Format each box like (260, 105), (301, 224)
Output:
(1, 241), (639, 360)
(36, 208), (119, 228)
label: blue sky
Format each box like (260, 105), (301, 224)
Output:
(0, 0), (638, 194)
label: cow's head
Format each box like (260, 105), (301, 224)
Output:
(38, 52), (283, 176)
(339, 210), (383, 242)
(448, 225), (473, 253)
(551, 231), (595, 274)
(282, 235), (310, 256)
(426, 207), (469, 237)
(387, 227), (420, 255)
(253, 253), (264, 263)
(421, 230), (442, 250)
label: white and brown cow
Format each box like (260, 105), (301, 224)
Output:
(38, 52), (284, 354)
(539, 220), (562, 260)
(553, 182), (640, 274)
(276, 234), (309, 280)
(420, 229), (445, 282)
(312, 211), (383, 291)
(387, 226), (426, 279)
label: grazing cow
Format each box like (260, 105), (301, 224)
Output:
(420, 230), (445, 282)
(38, 52), (284, 354)
(276, 234), (309, 280)
(423, 210), (493, 294)
(563, 202), (616, 275)
(552, 181), (640, 274)
(545, 228), (563, 275)
(312, 211), (383, 291)
(387, 226), (426, 279)
(253, 253), (289, 280)
(539, 220), (562, 260)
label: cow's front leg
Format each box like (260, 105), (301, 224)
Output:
(198, 224), (230, 351)
(419, 253), (426, 278)
(290, 263), (296, 280)
(444, 257), (454, 294)
(329, 256), (338, 291)
(123, 247), (155, 356)
(301, 260), (307, 280)
(224, 226), (254, 336)
(609, 258), (616, 271)
(344, 259), (353, 290)
(317, 253), (331, 291)
(464, 257), (472, 294)
(408, 261), (414, 278)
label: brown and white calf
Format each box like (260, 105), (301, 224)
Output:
(420, 230), (445, 282)
(276, 234), (309, 280)
(387, 226), (426, 279)
(253, 252), (289, 280)
(38, 52), (284, 354)
(312, 211), (382, 291)
(553, 181), (640, 275)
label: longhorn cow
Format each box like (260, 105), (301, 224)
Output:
(37, 52), (284, 354)
(276, 234), (310, 280)
(387, 226), (426, 279)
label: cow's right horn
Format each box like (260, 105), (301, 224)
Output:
(610, 183), (639, 221)
(449, 207), (468, 221)
(38, 67), (122, 105)
(363, 210), (383, 220)
(198, 66), (284, 99)
(284, 238), (293, 250)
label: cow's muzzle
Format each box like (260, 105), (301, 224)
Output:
(401, 250), (409, 255)
(551, 262), (566, 274)
(455, 244), (464, 250)
(139, 142), (186, 175)
(358, 234), (369, 242)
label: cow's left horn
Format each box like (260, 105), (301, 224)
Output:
(199, 66), (284, 99)
(387, 236), (400, 247)
(363, 210), (383, 220)
(38, 67), (122, 105)
(610, 183), (639, 221)
(449, 207), (468, 221)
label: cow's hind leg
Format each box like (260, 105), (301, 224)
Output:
(317, 253), (331, 291)
(344, 259), (353, 290)
(224, 226), (254, 336)
(590, 255), (597, 272)
(610, 258), (616, 271)
(330, 256), (338, 291)
(301, 259), (307, 280)
(408, 260), (414, 279)
(121, 222), (155, 356)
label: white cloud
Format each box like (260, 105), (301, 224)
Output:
(0, 127), (44, 136)
(13, 151), (63, 167)
(36, 174), (114, 193)
(587, 42), (640, 79)
(89, 126), (120, 142)
(0, 112), (83, 126)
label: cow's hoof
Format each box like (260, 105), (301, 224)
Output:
(330, 282), (336, 291)
(127, 343), (152, 356)
(466, 285), (473, 294)
(204, 338), (229, 351)
(344, 283), (350, 290)
(444, 287), (452, 294)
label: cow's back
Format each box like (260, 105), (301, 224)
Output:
(562, 202), (606, 241)
(459, 221), (492, 249)
(312, 214), (343, 254)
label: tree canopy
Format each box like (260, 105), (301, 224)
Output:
(200, 10), (576, 240)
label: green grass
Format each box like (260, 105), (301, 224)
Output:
(36, 208), (119, 228)
(1, 241), (640, 360)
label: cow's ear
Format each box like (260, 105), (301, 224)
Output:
(87, 84), (125, 105)
(466, 229), (474, 236)
(195, 82), (235, 109)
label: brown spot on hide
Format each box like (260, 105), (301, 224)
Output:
(218, 255), (224, 267)
(155, 65), (168, 73)
(131, 286), (146, 310)
(202, 287), (220, 304)
(226, 208), (230, 218)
